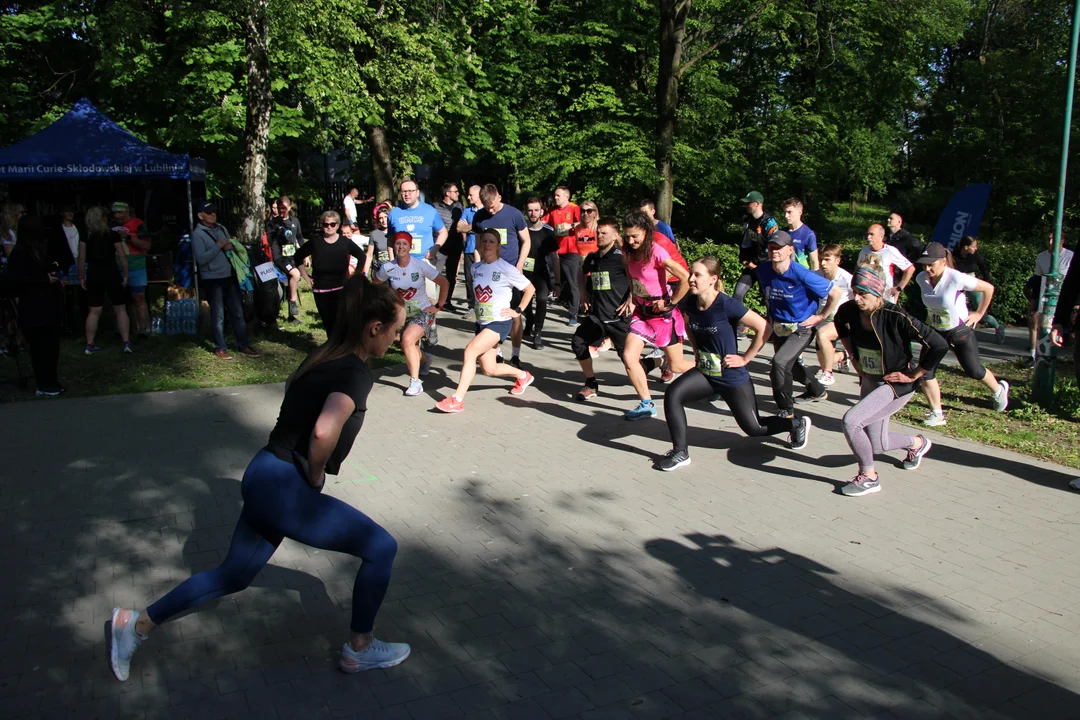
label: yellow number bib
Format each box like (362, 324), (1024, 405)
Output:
(281, 244), (296, 257)
(592, 271), (611, 291)
(498, 228), (508, 245)
(774, 322), (799, 337)
(475, 302), (496, 323)
(523, 257), (536, 272)
(410, 234), (423, 255)
(857, 347), (884, 375)
(928, 310), (953, 330)
(697, 352), (724, 378)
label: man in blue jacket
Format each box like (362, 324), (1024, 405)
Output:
(191, 201), (258, 360)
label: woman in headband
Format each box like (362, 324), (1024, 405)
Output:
(833, 259), (948, 497)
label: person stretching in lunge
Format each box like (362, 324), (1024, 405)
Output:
(620, 209), (692, 420)
(375, 232), (449, 397)
(914, 242), (1009, 427)
(834, 259), (948, 496)
(107, 275), (411, 681)
(657, 257), (811, 471)
(434, 229), (536, 412)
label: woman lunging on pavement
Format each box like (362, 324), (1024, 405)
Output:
(108, 275), (411, 681)
(914, 241), (1009, 428)
(375, 231), (449, 397)
(834, 259), (948, 497)
(657, 257), (811, 471)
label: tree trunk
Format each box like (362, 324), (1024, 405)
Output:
(236, 0), (272, 247)
(366, 124), (396, 203)
(655, 0), (687, 224)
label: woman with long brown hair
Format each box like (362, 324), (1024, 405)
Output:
(108, 274), (412, 681)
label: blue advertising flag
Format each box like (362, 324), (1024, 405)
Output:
(932, 183), (992, 250)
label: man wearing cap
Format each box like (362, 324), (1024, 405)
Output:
(857, 223), (914, 303)
(111, 202), (152, 338)
(388, 178), (447, 302)
(758, 230), (843, 415)
(191, 201), (258, 360)
(734, 191), (778, 310)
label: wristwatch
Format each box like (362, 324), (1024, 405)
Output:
(516, 306), (526, 315)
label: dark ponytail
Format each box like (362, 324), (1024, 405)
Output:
(294, 273), (403, 379)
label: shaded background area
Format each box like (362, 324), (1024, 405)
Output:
(2, 352), (1080, 719)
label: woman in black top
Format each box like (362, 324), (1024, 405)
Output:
(954, 235), (1004, 343)
(78, 206), (131, 354)
(297, 211), (365, 333)
(108, 275), (412, 682)
(5, 216), (64, 395)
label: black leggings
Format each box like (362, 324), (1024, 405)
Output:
(22, 324), (60, 390)
(733, 268), (759, 303)
(924, 325), (986, 381)
(558, 253), (581, 321)
(665, 370), (793, 453)
(442, 241), (463, 303)
(313, 289), (343, 333)
(524, 274), (551, 335)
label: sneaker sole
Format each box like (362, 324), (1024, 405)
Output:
(340, 646), (411, 673)
(108, 608), (127, 682)
(842, 484), (881, 497)
(922, 418), (947, 427)
(575, 394), (597, 402)
(790, 417), (812, 450)
(624, 411), (656, 421)
(659, 457), (691, 472)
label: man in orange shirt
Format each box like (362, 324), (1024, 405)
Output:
(544, 186), (582, 327)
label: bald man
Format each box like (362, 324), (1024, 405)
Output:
(857, 224), (914, 303)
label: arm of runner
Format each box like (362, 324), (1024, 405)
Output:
(809, 249), (820, 271)
(838, 336), (863, 378)
(965, 278), (995, 327)
(515, 228), (531, 272)
(655, 258), (690, 310)
(503, 281), (536, 319)
(305, 392), (356, 490)
(805, 284), (843, 327)
(427, 275), (450, 313)
(362, 244), (374, 276)
(729, 309), (768, 367)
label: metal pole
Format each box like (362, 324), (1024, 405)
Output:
(1035, 0), (1080, 405)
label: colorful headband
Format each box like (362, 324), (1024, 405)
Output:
(853, 267), (886, 298)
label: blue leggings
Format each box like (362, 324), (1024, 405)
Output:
(147, 449), (397, 633)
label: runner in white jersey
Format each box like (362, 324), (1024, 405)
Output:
(434, 229), (536, 413)
(375, 232), (449, 397)
(856, 223), (914, 300)
(914, 242), (1009, 427)
(812, 243), (854, 385)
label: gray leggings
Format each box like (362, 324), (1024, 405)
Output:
(842, 377), (917, 472)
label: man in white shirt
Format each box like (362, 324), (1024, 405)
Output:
(1027, 232), (1074, 364)
(343, 188), (359, 228)
(857, 224), (914, 302)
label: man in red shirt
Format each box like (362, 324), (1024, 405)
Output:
(112, 202), (152, 338)
(543, 186), (582, 326)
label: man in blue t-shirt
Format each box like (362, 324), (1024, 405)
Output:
(781, 197), (819, 270)
(640, 199), (676, 244)
(387, 178), (447, 263)
(758, 230), (843, 415)
(455, 184), (483, 310)
(472, 184), (530, 270)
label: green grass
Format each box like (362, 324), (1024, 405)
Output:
(0, 286), (403, 402)
(894, 358), (1080, 469)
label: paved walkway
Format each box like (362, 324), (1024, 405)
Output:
(2, 304), (1080, 720)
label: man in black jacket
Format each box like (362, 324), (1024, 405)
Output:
(886, 212), (926, 265)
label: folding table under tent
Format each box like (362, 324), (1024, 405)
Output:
(0, 97), (207, 302)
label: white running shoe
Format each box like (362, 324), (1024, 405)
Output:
(339, 638), (411, 673)
(923, 411), (947, 427)
(404, 378), (423, 397)
(108, 608), (146, 682)
(815, 370), (835, 386)
(993, 380), (1010, 412)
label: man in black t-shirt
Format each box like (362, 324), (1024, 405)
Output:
(521, 198), (561, 349)
(433, 183), (464, 311)
(886, 211), (925, 265)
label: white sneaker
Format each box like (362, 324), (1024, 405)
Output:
(993, 380), (1010, 412)
(339, 638), (411, 672)
(404, 378), (423, 397)
(923, 411), (947, 427)
(108, 608), (146, 682)
(815, 370), (835, 386)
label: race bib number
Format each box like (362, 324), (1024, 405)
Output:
(928, 310), (953, 330)
(631, 279), (648, 297)
(774, 322), (799, 337)
(523, 257), (535, 272)
(857, 347), (884, 375)
(475, 302), (496, 323)
(593, 271), (611, 291)
(697, 352), (724, 378)
(281, 244), (296, 257)
(498, 228), (508, 245)
(254, 262), (278, 283)
(410, 234), (423, 255)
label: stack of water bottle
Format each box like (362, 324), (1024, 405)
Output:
(164, 298), (199, 335)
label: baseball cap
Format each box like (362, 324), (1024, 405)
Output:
(197, 201), (217, 214)
(766, 230), (793, 248)
(111, 201), (130, 213)
(916, 242), (948, 264)
(740, 191), (765, 204)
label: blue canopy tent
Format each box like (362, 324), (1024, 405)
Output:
(0, 97), (206, 302)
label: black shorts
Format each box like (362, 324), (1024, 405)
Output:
(571, 316), (630, 360)
(85, 265), (126, 307)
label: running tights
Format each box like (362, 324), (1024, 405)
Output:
(147, 449), (397, 633)
(313, 289), (343, 335)
(524, 275), (551, 336)
(842, 379), (917, 473)
(665, 370), (792, 453)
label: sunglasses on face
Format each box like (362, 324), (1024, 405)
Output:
(323, 222), (338, 228)
(583, 208), (597, 214)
